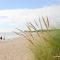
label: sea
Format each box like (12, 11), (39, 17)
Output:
(0, 32), (19, 40)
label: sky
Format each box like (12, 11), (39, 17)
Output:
(0, 0), (60, 32)
(0, 0), (60, 9)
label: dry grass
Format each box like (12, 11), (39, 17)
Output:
(15, 17), (60, 60)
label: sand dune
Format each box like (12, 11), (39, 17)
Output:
(0, 36), (34, 60)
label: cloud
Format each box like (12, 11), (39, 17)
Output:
(0, 5), (60, 32)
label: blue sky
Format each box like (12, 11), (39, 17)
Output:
(0, 0), (60, 9)
(0, 0), (60, 32)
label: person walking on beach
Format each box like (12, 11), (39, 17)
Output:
(0, 36), (2, 40)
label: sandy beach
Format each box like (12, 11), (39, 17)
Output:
(0, 35), (34, 60)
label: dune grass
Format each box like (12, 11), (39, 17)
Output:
(15, 17), (60, 60)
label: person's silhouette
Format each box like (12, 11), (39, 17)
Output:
(0, 36), (2, 40)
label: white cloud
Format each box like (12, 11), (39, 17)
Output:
(0, 28), (14, 32)
(0, 5), (60, 32)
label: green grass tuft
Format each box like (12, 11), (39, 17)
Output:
(15, 17), (60, 60)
